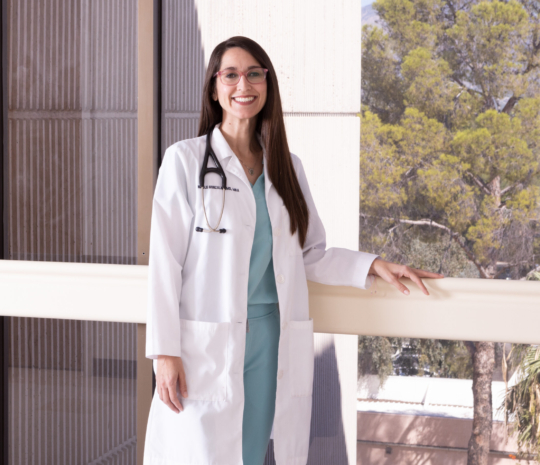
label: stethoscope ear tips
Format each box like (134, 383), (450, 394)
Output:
(195, 227), (204, 232)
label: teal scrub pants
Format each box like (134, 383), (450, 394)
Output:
(242, 303), (281, 465)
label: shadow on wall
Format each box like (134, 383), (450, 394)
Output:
(264, 336), (347, 465)
(308, 337), (348, 465)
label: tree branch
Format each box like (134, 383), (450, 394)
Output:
(500, 183), (519, 196)
(452, 76), (485, 98)
(501, 95), (520, 114)
(360, 213), (490, 278)
(521, 60), (539, 76)
(465, 171), (491, 195)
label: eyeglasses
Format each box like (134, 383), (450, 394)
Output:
(213, 67), (268, 86)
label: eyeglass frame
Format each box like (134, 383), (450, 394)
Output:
(213, 67), (269, 86)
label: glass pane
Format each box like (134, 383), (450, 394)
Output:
(8, 318), (137, 464)
(357, 336), (530, 462)
(360, 0), (539, 461)
(7, 0), (137, 265)
(161, 0), (205, 150)
(5, 0), (138, 463)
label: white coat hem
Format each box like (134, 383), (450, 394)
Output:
(144, 453), (308, 465)
(144, 454), (238, 465)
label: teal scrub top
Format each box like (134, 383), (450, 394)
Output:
(247, 170), (279, 310)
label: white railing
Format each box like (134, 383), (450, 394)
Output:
(1, 259), (539, 344)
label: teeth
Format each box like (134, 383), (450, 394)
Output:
(234, 97), (255, 102)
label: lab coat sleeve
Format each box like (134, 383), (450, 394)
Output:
(146, 145), (194, 360)
(293, 155), (380, 290)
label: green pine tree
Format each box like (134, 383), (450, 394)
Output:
(360, 1), (540, 463)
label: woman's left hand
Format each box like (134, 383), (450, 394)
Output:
(368, 258), (444, 296)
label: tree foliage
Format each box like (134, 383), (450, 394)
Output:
(361, 0), (540, 279)
(359, 336), (474, 383)
(360, 1), (540, 462)
(502, 346), (540, 461)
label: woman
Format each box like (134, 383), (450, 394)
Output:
(144, 36), (443, 465)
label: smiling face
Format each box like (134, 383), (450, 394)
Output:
(212, 47), (267, 124)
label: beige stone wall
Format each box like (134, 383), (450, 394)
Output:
(357, 412), (523, 465)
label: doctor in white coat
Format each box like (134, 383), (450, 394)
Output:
(144, 36), (444, 465)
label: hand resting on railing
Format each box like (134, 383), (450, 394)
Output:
(368, 258), (445, 296)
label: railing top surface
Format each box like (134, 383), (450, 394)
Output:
(1, 259), (539, 344)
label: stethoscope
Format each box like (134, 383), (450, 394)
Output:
(196, 126), (228, 233)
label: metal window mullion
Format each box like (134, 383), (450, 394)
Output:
(136, 1), (160, 464)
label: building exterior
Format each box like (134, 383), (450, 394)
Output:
(357, 375), (523, 464)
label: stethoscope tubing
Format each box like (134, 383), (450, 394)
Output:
(199, 186), (226, 232)
(197, 126), (228, 234)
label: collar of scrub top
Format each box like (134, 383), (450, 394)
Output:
(210, 122), (272, 198)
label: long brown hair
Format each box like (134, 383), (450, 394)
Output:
(198, 36), (309, 248)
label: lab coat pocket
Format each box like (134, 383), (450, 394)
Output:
(288, 318), (315, 397)
(180, 319), (230, 402)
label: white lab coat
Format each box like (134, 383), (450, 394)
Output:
(144, 122), (378, 465)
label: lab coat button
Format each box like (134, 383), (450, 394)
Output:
(278, 370), (283, 379)
(276, 274), (285, 284)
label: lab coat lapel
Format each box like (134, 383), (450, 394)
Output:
(211, 123), (252, 191)
(258, 133), (274, 203)
(210, 124), (276, 224)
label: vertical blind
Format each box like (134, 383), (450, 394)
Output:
(161, 0), (204, 149)
(6, 1), (138, 463)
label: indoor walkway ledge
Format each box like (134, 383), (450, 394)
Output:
(0, 259), (539, 345)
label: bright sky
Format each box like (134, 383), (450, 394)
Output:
(362, 0), (374, 5)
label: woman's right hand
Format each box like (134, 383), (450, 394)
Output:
(156, 355), (188, 413)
